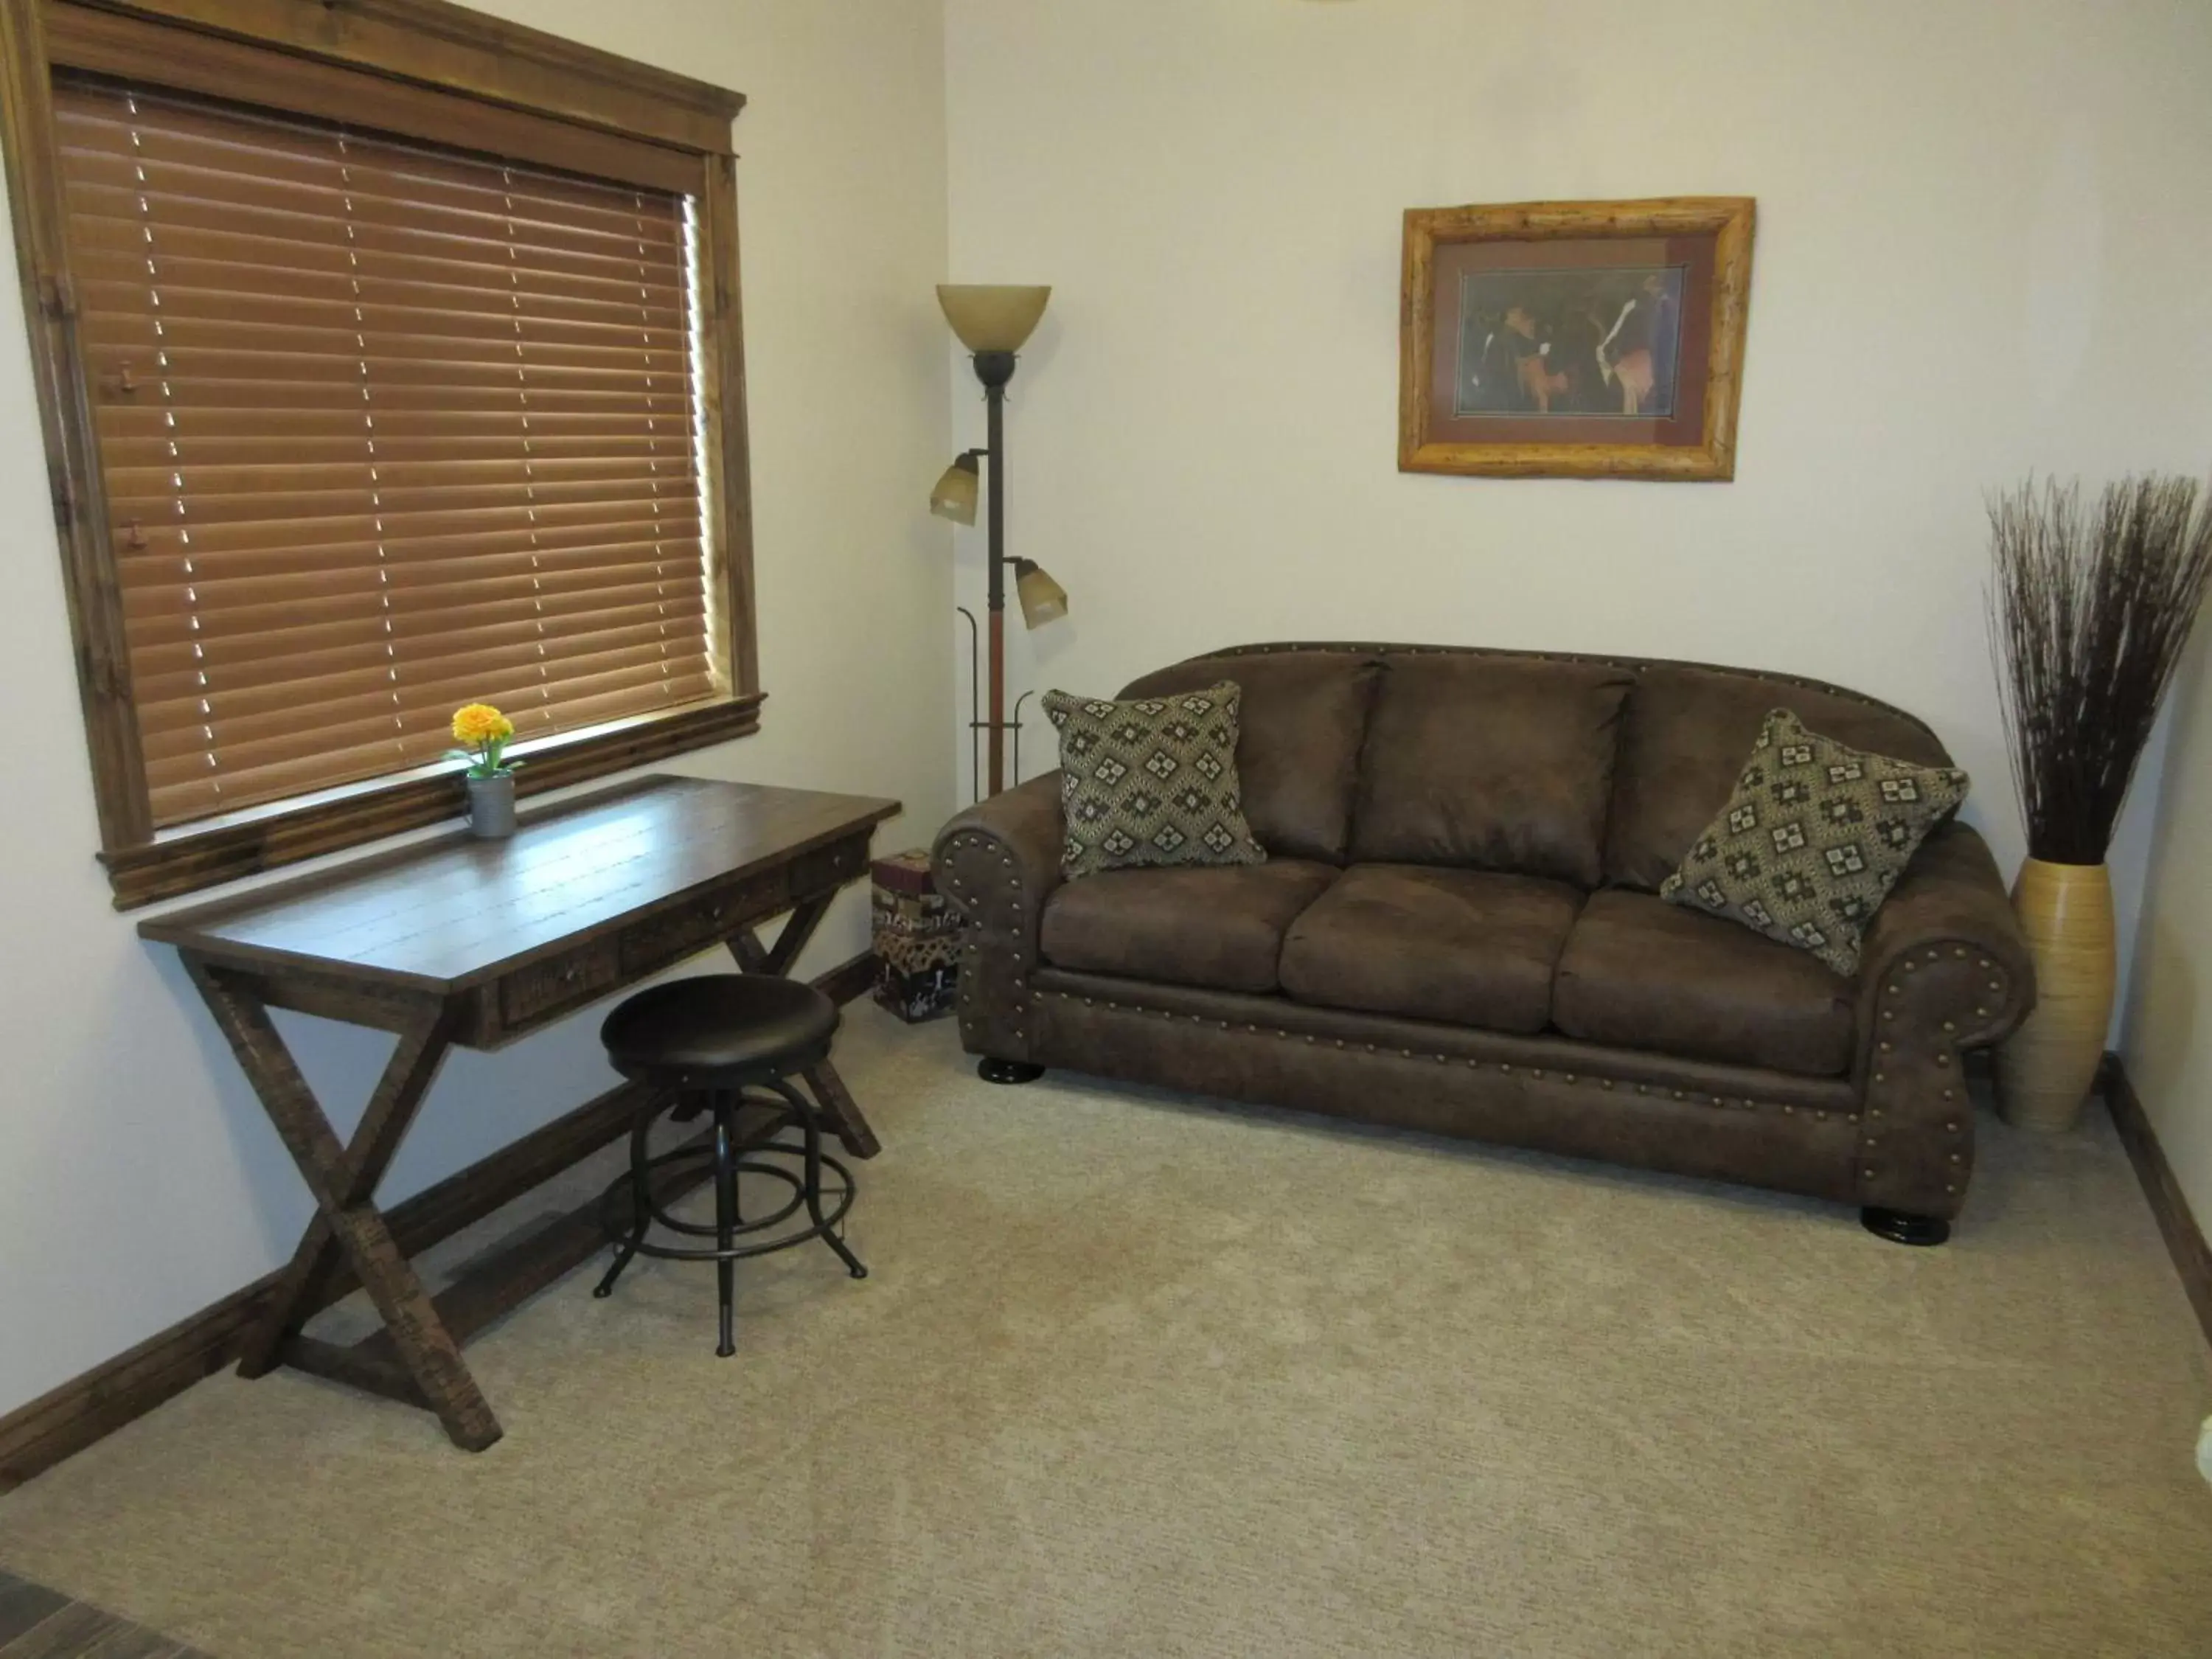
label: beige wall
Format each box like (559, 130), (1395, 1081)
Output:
(942, 0), (2212, 1007)
(0, 0), (951, 1417)
(2125, 638), (2212, 1229)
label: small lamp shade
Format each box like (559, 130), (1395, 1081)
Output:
(929, 453), (980, 525)
(936, 285), (1051, 353)
(1013, 559), (1069, 629)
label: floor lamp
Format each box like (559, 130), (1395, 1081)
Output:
(930, 285), (1066, 801)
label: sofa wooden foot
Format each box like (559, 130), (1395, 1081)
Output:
(1860, 1206), (1950, 1246)
(978, 1057), (1045, 1085)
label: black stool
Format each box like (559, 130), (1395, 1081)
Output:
(594, 975), (866, 1356)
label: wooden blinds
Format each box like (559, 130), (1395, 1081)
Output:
(55, 76), (714, 827)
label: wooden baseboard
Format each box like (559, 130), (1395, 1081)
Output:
(0, 952), (880, 1492)
(2101, 1054), (2212, 1350)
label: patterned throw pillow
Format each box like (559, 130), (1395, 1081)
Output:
(1659, 708), (1968, 977)
(1043, 683), (1267, 878)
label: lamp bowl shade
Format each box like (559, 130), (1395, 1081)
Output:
(1015, 560), (1069, 629)
(936, 285), (1051, 353)
(929, 453), (981, 525)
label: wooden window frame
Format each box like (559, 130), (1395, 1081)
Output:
(0, 0), (758, 908)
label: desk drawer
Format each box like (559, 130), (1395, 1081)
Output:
(619, 865), (804, 978)
(614, 836), (869, 980)
(499, 941), (622, 1029)
(778, 832), (867, 895)
(620, 891), (753, 978)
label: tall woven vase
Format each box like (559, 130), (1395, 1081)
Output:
(1994, 858), (2114, 1133)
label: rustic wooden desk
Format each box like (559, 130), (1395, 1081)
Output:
(139, 774), (900, 1450)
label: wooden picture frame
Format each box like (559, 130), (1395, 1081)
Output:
(1398, 197), (1755, 481)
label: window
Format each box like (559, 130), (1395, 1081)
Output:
(60, 79), (717, 825)
(0, 0), (755, 905)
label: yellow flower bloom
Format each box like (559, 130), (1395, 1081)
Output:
(451, 703), (515, 746)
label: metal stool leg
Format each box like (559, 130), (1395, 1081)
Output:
(593, 1055), (866, 1353)
(594, 1093), (660, 1298)
(713, 1091), (737, 1357)
(775, 1077), (867, 1281)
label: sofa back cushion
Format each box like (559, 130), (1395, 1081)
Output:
(1119, 648), (1381, 863)
(1348, 653), (1634, 886)
(1604, 663), (1955, 891)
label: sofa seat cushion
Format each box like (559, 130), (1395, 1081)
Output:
(1552, 888), (1856, 1077)
(1040, 860), (1339, 993)
(1279, 864), (1583, 1034)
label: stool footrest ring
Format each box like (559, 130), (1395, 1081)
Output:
(597, 1137), (857, 1264)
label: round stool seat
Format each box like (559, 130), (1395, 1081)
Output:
(600, 974), (839, 1087)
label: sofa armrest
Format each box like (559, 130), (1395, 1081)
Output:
(1858, 823), (2036, 1046)
(1851, 822), (2037, 1219)
(931, 772), (1065, 1062)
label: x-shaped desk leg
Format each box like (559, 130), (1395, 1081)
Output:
(184, 956), (501, 1452)
(728, 893), (881, 1160)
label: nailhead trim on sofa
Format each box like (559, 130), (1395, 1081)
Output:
(1193, 641), (1945, 744)
(1854, 944), (2015, 1211)
(1026, 982), (1851, 1114)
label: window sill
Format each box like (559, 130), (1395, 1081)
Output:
(100, 692), (765, 911)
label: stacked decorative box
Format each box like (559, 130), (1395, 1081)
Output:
(869, 848), (963, 1022)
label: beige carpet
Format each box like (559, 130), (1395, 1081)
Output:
(2, 1006), (2209, 1658)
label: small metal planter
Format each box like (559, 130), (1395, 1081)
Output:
(466, 771), (518, 839)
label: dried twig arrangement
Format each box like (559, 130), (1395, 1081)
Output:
(1988, 475), (2212, 864)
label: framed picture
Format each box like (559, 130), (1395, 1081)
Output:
(1398, 198), (1756, 481)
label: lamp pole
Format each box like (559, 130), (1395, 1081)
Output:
(973, 348), (1017, 796)
(931, 284), (1054, 802)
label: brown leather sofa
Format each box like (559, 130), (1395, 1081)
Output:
(932, 644), (2036, 1244)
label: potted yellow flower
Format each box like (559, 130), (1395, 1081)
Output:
(450, 703), (521, 839)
